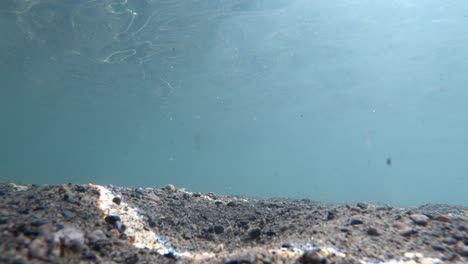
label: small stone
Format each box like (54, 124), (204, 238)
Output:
(165, 184), (176, 192)
(432, 244), (445, 251)
(298, 250), (326, 264)
(124, 253), (139, 264)
(91, 239), (112, 252)
(227, 201), (238, 207)
(367, 227), (381, 236)
(75, 185), (86, 192)
(393, 222), (415, 237)
(63, 193), (72, 201)
(112, 197), (122, 205)
(214, 243), (224, 253)
(281, 243), (292, 248)
(455, 242), (468, 257)
(248, 228), (261, 239)
(326, 211), (336, 220)
(434, 214), (452, 223)
(410, 214), (430, 226)
(87, 229), (106, 244)
(357, 202), (368, 209)
(443, 238), (457, 245)
(53, 227), (85, 253)
(214, 225), (225, 234)
(105, 215), (121, 226)
(339, 227), (351, 233)
(28, 238), (48, 259)
(350, 218), (363, 225)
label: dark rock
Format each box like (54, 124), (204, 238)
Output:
(89, 188), (100, 196)
(91, 239), (112, 253)
(203, 226), (214, 233)
(367, 227), (381, 236)
(105, 215), (121, 226)
(112, 197), (122, 205)
(350, 218), (363, 225)
(248, 228), (261, 239)
(325, 211), (336, 220)
(84, 252), (99, 261)
(225, 260), (252, 264)
(357, 203), (368, 209)
(75, 185), (86, 192)
(281, 243), (292, 248)
(237, 221), (249, 228)
(214, 225), (225, 234)
(136, 188), (145, 195)
(11, 259), (28, 264)
(124, 253), (139, 264)
(227, 201), (238, 207)
(432, 244), (445, 251)
(443, 238), (457, 245)
(339, 227), (351, 233)
(63, 193), (72, 201)
(298, 250), (326, 264)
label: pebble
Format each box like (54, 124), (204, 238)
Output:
(432, 244), (445, 252)
(434, 214), (452, 223)
(350, 218), (364, 225)
(298, 250), (326, 264)
(52, 227), (85, 255)
(87, 229), (106, 244)
(393, 222), (415, 237)
(410, 214), (430, 226)
(367, 227), (381, 236)
(28, 238), (48, 259)
(112, 197), (122, 205)
(357, 203), (368, 209)
(165, 184), (176, 192)
(325, 211), (336, 220)
(105, 215), (121, 227)
(248, 228), (261, 239)
(214, 225), (225, 234)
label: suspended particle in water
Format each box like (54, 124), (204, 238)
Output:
(386, 158), (392, 166)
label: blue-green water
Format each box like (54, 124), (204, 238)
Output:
(1, 0), (467, 206)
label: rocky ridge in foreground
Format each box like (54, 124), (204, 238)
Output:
(0, 183), (466, 263)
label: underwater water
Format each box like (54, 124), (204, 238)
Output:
(1, 0), (467, 206)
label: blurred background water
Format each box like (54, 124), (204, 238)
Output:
(1, 0), (467, 206)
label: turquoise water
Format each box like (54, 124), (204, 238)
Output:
(1, 0), (467, 206)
